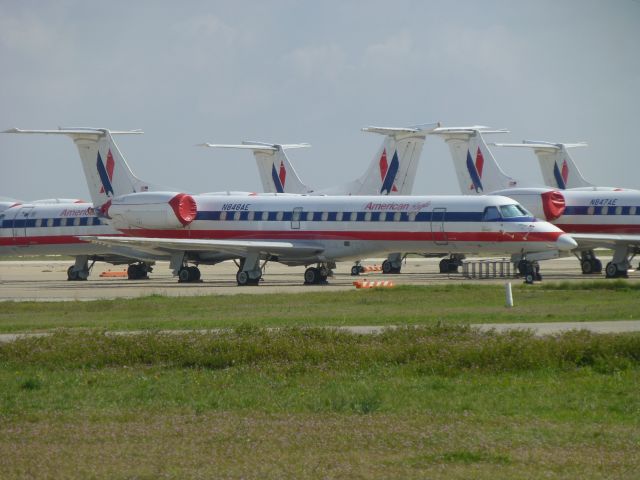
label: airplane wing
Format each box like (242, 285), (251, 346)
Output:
(78, 236), (325, 258)
(569, 233), (640, 250)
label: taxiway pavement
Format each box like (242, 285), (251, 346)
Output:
(0, 255), (637, 302)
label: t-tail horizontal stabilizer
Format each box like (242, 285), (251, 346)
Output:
(3, 127), (165, 208)
(491, 140), (592, 190)
(431, 126), (523, 194)
(199, 141), (312, 194)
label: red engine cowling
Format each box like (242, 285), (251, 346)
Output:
(540, 190), (566, 221)
(106, 192), (197, 229)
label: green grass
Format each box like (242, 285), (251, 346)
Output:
(1, 282), (639, 333)
(1, 327), (639, 478)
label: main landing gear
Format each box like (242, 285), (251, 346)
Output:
(439, 254), (464, 274)
(127, 262), (153, 280)
(604, 246), (636, 279)
(304, 264), (331, 285)
(235, 254), (263, 286)
(382, 253), (403, 274)
(178, 265), (202, 283)
(67, 256), (93, 281)
(579, 250), (602, 275)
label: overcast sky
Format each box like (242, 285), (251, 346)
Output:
(1, 0), (639, 201)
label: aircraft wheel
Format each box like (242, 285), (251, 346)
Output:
(517, 260), (528, 276)
(67, 266), (79, 281)
(350, 266), (361, 276)
(127, 264), (138, 280)
(439, 259), (450, 273)
(178, 267), (191, 283)
(127, 264), (146, 280)
(304, 267), (319, 285)
(524, 273), (535, 284)
(188, 266), (201, 282)
(593, 259), (603, 273)
(605, 262), (619, 278)
(581, 259), (593, 274)
(605, 262), (627, 278)
(382, 260), (393, 274)
(236, 270), (250, 286)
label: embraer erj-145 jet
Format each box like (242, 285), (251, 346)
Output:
(3, 125), (429, 280)
(6, 128), (575, 286)
(201, 123), (438, 274)
(434, 126), (640, 278)
(0, 199), (155, 280)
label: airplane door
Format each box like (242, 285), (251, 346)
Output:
(291, 207), (302, 230)
(431, 208), (448, 245)
(11, 206), (34, 246)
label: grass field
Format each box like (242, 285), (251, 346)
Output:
(1, 281), (639, 333)
(1, 283), (639, 478)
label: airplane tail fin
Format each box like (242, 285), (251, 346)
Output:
(344, 122), (440, 196)
(431, 126), (520, 194)
(201, 122), (440, 196)
(200, 142), (312, 194)
(491, 140), (590, 190)
(3, 128), (158, 209)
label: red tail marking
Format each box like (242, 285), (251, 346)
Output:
(475, 147), (484, 178)
(379, 149), (388, 180)
(561, 159), (569, 184)
(278, 161), (286, 188)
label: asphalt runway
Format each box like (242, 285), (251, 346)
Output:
(1, 255), (638, 302)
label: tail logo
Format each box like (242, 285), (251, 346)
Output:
(466, 147), (484, 193)
(553, 159), (568, 189)
(379, 149), (399, 195)
(271, 161), (287, 193)
(96, 150), (115, 196)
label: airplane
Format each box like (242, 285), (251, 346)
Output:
(200, 123), (465, 274)
(433, 126), (640, 278)
(5, 127), (576, 286)
(490, 140), (636, 192)
(0, 199), (156, 280)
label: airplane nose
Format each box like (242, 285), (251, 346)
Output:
(556, 234), (578, 251)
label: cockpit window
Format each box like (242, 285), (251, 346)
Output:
(482, 206), (501, 221)
(499, 204), (530, 218)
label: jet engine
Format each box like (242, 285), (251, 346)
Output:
(105, 192), (197, 229)
(492, 188), (566, 221)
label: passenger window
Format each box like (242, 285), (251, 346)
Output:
(276, 211), (284, 221)
(364, 212), (372, 221)
(615, 206), (622, 215)
(483, 206), (501, 221)
(219, 211), (227, 221)
(247, 211), (254, 221)
(631, 207), (637, 216)
(408, 212), (417, 222)
(321, 211), (328, 221)
(336, 212), (343, 222)
(601, 206), (608, 216)
(587, 206), (595, 215)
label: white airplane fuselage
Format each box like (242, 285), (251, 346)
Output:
(0, 202), (118, 256)
(102, 192), (575, 265)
